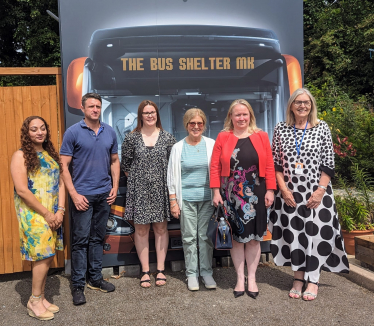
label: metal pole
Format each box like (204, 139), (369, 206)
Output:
(46, 10), (59, 22)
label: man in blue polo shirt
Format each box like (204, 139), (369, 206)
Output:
(60, 93), (120, 305)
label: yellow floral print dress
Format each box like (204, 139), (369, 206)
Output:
(14, 151), (63, 261)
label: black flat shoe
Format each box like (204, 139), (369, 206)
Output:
(247, 290), (259, 299)
(233, 291), (245, 298)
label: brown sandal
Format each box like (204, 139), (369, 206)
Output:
(42, 292), (59, 313)
(27, 294), (54, 321)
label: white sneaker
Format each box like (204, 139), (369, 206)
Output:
(187, 276), (199, 291)
(202, 275), (217, 289)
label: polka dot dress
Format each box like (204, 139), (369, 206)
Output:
(269, 121), (349, 282)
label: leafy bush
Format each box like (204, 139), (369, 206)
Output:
(308, 81), (374, 179)
(335, 164), (374, 231)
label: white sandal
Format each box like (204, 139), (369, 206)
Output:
(289, 278), (305, 299)
(302, 282), (319, 301)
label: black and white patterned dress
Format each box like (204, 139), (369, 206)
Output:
(121, 130), (176, 224)
(269, 121), (349, 283)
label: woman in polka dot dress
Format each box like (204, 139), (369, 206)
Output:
(269, 88), (349, 301)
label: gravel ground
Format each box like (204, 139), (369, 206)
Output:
(0, 264), (373, 326)
(1, 187), (372, 325)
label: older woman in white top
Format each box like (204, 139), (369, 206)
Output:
(167, 108), (216, 291)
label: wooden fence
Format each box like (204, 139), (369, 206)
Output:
(0, 68), (68, 274)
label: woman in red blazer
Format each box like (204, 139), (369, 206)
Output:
(210, 99), (276, 299)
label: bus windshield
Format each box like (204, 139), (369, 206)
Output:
(83, 25), (289, 149)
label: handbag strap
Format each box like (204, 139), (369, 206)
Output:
(215, 203), (229, 224)
(215, 203), (225, 219)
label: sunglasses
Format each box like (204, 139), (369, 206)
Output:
(188, 122), (204, 127)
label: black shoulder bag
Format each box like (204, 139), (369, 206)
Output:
(206, 203), (233, 250)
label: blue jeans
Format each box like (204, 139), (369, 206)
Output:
(71, 192), (110, 287)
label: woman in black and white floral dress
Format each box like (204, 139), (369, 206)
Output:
(269, 88), (348, 301)
(121, 100), (176, 288)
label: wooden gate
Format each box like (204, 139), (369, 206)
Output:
(0, 68), (68, 274)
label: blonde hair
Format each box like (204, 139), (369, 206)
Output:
(183, 108), (207, 132)
(223, 99), (261, 133)
(285, 88), (319, 127)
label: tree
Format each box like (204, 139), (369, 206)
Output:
(0, 0), (60, 86)
(304, 0), (374, 101)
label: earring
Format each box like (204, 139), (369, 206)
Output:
(44, 139), (47, 143)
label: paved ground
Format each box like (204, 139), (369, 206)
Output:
(0, 263), (373, 326)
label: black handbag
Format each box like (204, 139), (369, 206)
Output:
(207, 204), (233, 250)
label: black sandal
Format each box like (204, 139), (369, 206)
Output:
(289, 278), (306, 299)
(155, 269), (167, 287)
(140, 271), (151, 288)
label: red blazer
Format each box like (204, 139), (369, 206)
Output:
(210, 131), (276, 190)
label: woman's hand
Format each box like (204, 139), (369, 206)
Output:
(54, 211), (64, 229)
(170, 202), (180, 219)
(212, 188), (223, 207)
(44, 211), (58, 230)
(265, 190), (274, 208)
(280, 188), (296, 207)
(306, 188), (325, 209)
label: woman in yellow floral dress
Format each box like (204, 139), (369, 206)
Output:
(11, 116), (65, 321)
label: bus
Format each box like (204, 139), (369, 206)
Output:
(66, 25), (302, 265)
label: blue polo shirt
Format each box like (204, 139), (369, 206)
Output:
(60, 120), (118, 195)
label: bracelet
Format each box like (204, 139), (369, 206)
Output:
(170, 203), (177, 208)
(318, 185), (327, 190)
(58, 206), (65, 211)
(57, 209), (65, 215)
(169, 198), (177, 201)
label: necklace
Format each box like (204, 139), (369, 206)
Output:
(233, 130), (251, 138)
(196, 141), (202, 152)
(186, 136), (201, 145)
(186, 137), (201, 152)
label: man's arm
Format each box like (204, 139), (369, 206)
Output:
(60, 155), (89, 211)
(107, 153), (120, 205)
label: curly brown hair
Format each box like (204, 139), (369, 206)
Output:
(20, 116), (62, 173)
